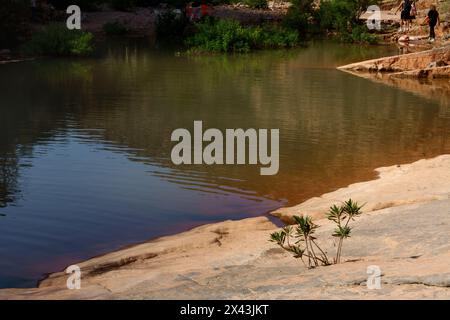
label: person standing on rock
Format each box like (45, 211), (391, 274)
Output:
(423, 5), (440, 42)
(395, 0), (413, 33)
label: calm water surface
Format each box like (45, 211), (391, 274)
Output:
(1, 41), (449, 288)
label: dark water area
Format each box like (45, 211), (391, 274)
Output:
(0, 40), (449, 288)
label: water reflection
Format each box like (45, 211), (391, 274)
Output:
(0, 40), (449, 287)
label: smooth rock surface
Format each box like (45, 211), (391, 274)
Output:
(0, 155), (449, 299)
(338, 46), (450, 78)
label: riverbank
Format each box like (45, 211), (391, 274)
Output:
(0, 154), (449, 299)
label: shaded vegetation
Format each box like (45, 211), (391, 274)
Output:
(103, 21), (129, 35)
(156, 10), (188, 39)
(185, 17), (299, 53)
(23, 24), (94, 56)
(282, 0), (316, 34)
(284, 0), (380, 44)
(1, 0), (382, 52)
(316, 0), (380, 43)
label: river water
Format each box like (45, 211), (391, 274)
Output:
(1, 40), (449, 288)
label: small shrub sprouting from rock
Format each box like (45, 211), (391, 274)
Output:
(270, 199), (364, 268)
(327, 199), (363, 263)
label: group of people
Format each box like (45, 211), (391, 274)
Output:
(395, 0), (440, 42)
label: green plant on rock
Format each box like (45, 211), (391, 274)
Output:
(270, 199), (364, 267)
(270, 215), (330, 268)
(327, 199), (363, 263)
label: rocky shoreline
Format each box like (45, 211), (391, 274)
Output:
(338, 45), (450, 79)
(0, 155), (449, 299)
(336, 45), (450, 109)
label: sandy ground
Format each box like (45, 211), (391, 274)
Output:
(0, 155), (449, 299)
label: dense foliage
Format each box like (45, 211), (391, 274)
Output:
(284, 0), (380, 43)
(317, 1), (378, 32)
(23, 24), (94, 56)
(185, 18), (298, 53)
(282, 0), (315, 34)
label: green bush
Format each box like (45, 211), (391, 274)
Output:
(0, 0), (30, 48)
(316, 0), (354, 34)
(185, 18), (299, 53)
(103, 21), (129, 35)
(282, 0), (315, 34)
(23, 24), (94, 56)
(348, 25), (378, 44)
(244, 0), (268, 9)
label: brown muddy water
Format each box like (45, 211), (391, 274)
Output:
(1, 40), (449, 288)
